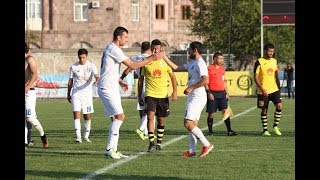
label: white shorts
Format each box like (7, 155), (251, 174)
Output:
(184, 91), (207, 121)
(25, 89), (37, 118)
(98, 88), (123, 117)
(71, 91), (94, 114)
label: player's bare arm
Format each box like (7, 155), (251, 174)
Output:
(184, 75), (208, 95)
(122, 52), (164, 70)
(169, 72), (178, 101)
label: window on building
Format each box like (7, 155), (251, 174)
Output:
(156, 4), (165, 20)
(181, 5), (191, 20)
(132, 1), (139, 21)
(25, 0), (42, 19)
(74, 0), (88, 21)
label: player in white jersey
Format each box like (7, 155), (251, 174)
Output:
(162, 41), (214, 157)
(97, 26), (164, 159)
(67, 48), (99, 143)
(120, 41), (153, 140)
(25, 43), (48, 150)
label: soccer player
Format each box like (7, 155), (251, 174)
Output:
(205, 52), (237, 136)
(253, 43), (283, 136)
(162, 41), (214, 157)
(138, 39), (178, 152)
(120, 41), (155, 140)
(25, 43), (48, 150)
(67, 48), (99, 143)
(97, 27), (164, 159)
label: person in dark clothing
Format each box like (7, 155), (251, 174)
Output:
(284, 64), (295, 99)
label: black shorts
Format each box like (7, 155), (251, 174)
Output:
(145, 96), (170, 117)
(206, 91), (228, 113)
(257, 90), (282, 109)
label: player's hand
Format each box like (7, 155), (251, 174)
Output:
(208, 93), (214, 100)
(138, 96), (144, 106)
(226, 93), (230, 100)
(119, 78), (128, 91)
(183, 87), (193, 95)
(67, 95), (71, 103)
(171, 92), (178, 101)
(152, 51), (164, 60)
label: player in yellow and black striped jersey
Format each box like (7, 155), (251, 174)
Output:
(253, 43), (283, 136)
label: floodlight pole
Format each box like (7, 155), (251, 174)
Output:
(227, 0), (233, 70)
(260, 0), (264, 57)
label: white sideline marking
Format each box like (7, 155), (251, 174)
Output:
(80, 106), (256, 179)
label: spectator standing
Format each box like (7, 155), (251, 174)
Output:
(284, 64), (295, 99)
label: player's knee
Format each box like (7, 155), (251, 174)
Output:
(26, 117), (39, 126)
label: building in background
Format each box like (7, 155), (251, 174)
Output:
(25, 0), (200, 50)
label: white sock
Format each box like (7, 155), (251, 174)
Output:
(191, 126), (210, 147)
(25, 121), (28, 144)
(74, 119), (81, 139)
(188, 132), (197, 153)
(112, 119), (123, 151)
(106, 119), (123, 151)
(139, 114), (148, 135)
(83, 119), (91, 139)
(27, 117), (44, 136)
(106, 120), (114, 150)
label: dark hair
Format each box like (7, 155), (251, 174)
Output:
(189, 41), (202, 54)
(25, 43), (30, 54)
(113, 26), (128, 41)
(213, 52), (223, 60)
(141, 41), (151, 52)
(78, 48), (88, 56)
(151, 39), (161, 46)
(264, 43), (274, 51)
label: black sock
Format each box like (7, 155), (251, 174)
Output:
(224, 117), (232, 132)
(207, 117), (213, 132)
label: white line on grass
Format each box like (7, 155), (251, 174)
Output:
(80, 106), (257, 179)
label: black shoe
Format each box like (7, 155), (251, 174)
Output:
(227, 130), (237, 136)
(25, 144), (28, 151)
(208, 131), (213, 136)
(155, 145), (161, 151)
(147, 143), (156, 152)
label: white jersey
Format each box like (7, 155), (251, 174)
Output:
(183, 58), (208, 95)
(69, 61), (98, 95)
(98, 42), (128, 92)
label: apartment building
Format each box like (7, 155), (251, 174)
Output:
(25, 0), (200, 50)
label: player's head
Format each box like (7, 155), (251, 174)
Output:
(212, 52), (224, 65)
(78, 48), (88, 56)
(188, 41), (202, 59)
(141, 41), (151, 53)
(263, 43), (275, 59)
(77, 48), (88, 64)
(113, 26), (129, 46)
(151, 39), (162, 53)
